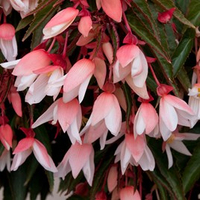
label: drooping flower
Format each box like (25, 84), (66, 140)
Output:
(55, 142), (95, 186)
(113, 44), (149, 99)
(107, 165), (118, 193)
(0, 0), (12, 15)
(134, 97), (158, 137)
(63, 58), (95, 103)
(0, 23), (17, 61)
(163, 130), (200, 168)
(32, 98), (82, 144)
(43, 7), (79, 39)
(115, 134), (155, 174)
(11, 128), (57, 172)
(81, 89), (122, 149)
(157, 84), (197, 141)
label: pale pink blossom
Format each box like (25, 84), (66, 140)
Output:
(11, 128), (57, 172)
(96, 0), (122, 22)
(134, 100), (158, 137)
(43, 7), (79, 39)
(12, 49), (51, 76)
(115, 134), (155, 173)
(55, 142), (94, 186)
(32, 98), (82, 144)
(63, 58), (95, 103)
(81, 91), (122, 149)
(10, 0), (38, 18)
(113, 44), (149, 99)
(0, 23), (17, 61)
(120, 186), (141, 200)
(78, 16), (92, 37)
(0, 149), (10, 171)
(163, 131), (200, 168)
(157, 84), (196, 141)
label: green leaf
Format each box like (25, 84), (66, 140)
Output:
(16, 15), (34, 32)
(127, 14), (170, 61)
(182, 140), (200, 194)
(22, 0), (59, 42)
(172, 28), (195, 76)
(176, 68), (191, 92)
(45, 171), (54, 192)
(131, 0), (159, 39)
(187, 0), (200, 26)
(152, 0), (195, 29)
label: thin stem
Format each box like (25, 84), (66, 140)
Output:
(62, 32), (68, 58)
(47, 37), (56, 53)
(148, 63), (160, 86)
(122, 12), (132, 33)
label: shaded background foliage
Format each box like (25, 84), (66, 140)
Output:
(0, 0), (200, 199)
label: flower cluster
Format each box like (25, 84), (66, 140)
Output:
(0, 0), (199, 199)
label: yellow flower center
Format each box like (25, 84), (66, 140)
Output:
(167, 134), (175, 144)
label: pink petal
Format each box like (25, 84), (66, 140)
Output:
(43, 7), (79, 39)
(160, 96), (178, 131)
(82, 148), (95, 186)
(165, 144), (173, 168)
(31, 99), (58, 129)
(55, 151), (71, 179)
(93, 57), (106, 89)
(125, 75), (149, 99)
(69, 142), (92, 178)
(63, 58), (95, 95)
(9, 86), (22, 117)
(90, 92), (114, 126)
(116, 45), (139, 67)
(0, 124), (13, 150)
(101, 0), (122, 22)
(102, 42), (113, 64)
(125, 134), (145, 162)
(158, 8), (175, 24)
(12, 49), (51, 76)
(141, 103), (158, 134)
(33, 140), (57, 172)
(25, 74), (49, 104)
(120, 186), (141, 200)
(134, 106), (145, 135)
(78, 16), (92, 37)
(13, 138), (34, 154)
(164, 94), (194, 115)
(57, 98), (80, 132)
(105, 94), (122, 135)
(159, 117), (172, 141)
(11, 149), (32, 171)
(170, 141), (191, 156)
(107, 165), (118, 192)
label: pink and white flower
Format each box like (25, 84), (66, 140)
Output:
(0, 124), (13, 150)
(78, 16), (93, 37)
(11, 128), (57, 172)
(0, 149), (11, 171)
(157, 84), (197, 141)
(55, 142), (94, 186)
(163, 130), (200, 168)
(81, 91), (122, 149)
(32, 98), (82, 144)
(43, 7), (79, 39)
(114, 134), (155, 174)
(0, 23), (17, 61)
